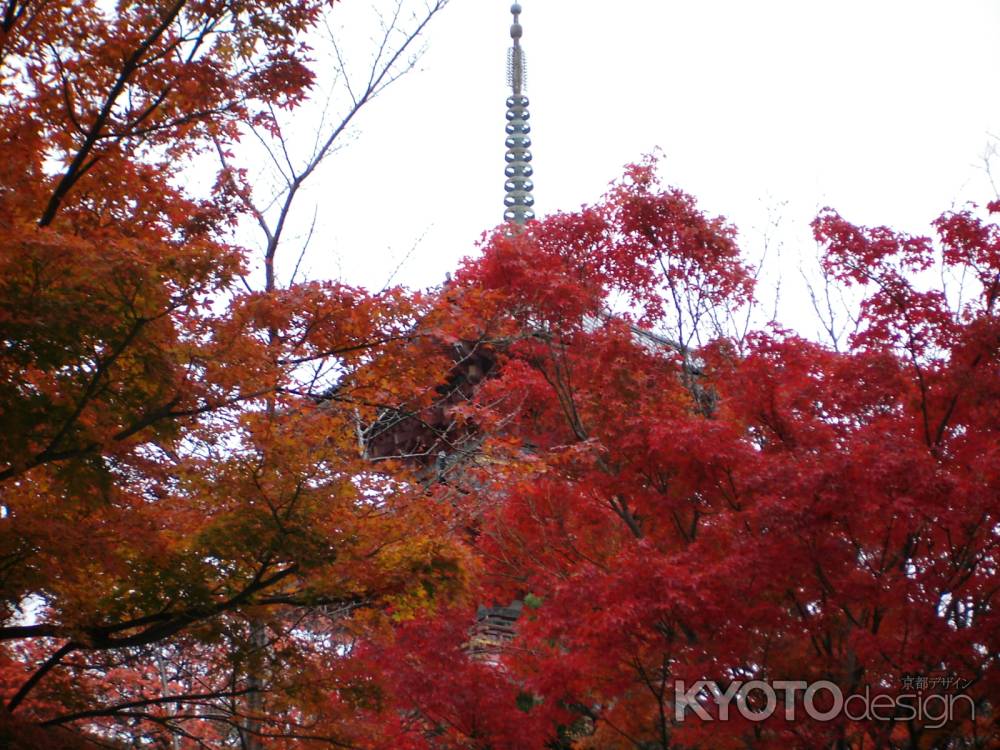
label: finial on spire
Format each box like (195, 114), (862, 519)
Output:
(506, 3), (526, 95)
(503, 2), (534, 226)
(510, 3), (523, 40)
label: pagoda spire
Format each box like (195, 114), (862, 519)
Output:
(503, 2), (534, 225)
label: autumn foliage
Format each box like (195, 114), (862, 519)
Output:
(368, 167), (1000, 750)
(2, 0), (999, 747)
(1, 0), (464, 745)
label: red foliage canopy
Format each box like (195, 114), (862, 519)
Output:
(371, 164), (1000, 750)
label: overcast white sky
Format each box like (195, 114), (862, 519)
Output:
(275, 0), (1000, 322)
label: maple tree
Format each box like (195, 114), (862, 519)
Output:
(0, 0), (462, 746)
(368, 162), (1000, 750)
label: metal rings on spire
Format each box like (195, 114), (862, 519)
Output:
(504, 3), (534, 225)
